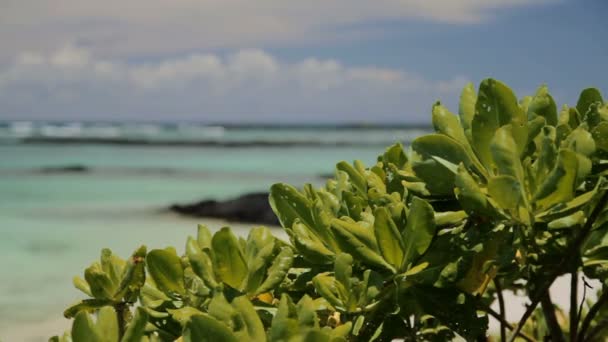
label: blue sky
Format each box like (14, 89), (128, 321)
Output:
(0, 0), (606, 123)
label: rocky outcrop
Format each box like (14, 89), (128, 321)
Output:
(169, 192), (279, 225)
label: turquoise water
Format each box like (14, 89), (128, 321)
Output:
(0, 127), (416, 340)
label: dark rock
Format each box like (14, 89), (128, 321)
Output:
(37, 165), (90, 173)
(169, 192), (279, 225)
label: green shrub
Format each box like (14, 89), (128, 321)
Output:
(51, 79), (608, 342)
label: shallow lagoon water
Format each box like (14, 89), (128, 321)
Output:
(0, 141), (383, 340)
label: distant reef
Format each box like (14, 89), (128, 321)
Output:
(169, 192), (279, 225)
(18, 137), (399, 148)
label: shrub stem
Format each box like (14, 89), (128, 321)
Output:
(540, 293), (565, 342)
(508, 190), (608, 342)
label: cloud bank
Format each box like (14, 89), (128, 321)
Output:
(0, 45), (467, 123)
(1, 0), (548, 61)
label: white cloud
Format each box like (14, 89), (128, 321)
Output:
(0, 0), (551, 62)
(0, 45), (468, 123)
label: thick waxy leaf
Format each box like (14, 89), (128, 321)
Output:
(374, 207), (405, 269)
(402, 197), (436, 268)
(63, 299), (114, 318)
(434, 211), (468, 227)
(292, 220), (335, 264)
(113, 245), (146, 301)
(244, 227), (276, 294)
(454, 164), (494, 216)
(564, 126), (596, 157)
(73, 276), (92, 297)
(256, 247), (294, 295)
(412, 134), (473, 168)
(548, 211), (586, 229)
(121, 307), (149, 342)
(337, 161), (367, 196)
(269, 295), (300, 341)
(186, 237), (219, 289)
(231, 296), (266, 341)
(577, 88), (603, 116)
(381, 143), (408, 169)
(527, 84), (557, 125)
(211, 227), (248, 290)
(472, 79), (524, 169)
(184, 314), (238, 342)
(488, 175), (521, 210)
(331, 219), (395, 273)
(459, 82), (477, 139)
(197, 224), (213, 250)
(72, 311), (102, 342)
(146, 248), (185, 295)
(432, 102), (469, 148)
(592, 122), (608, 151)
(100, 249), (125, 288)
(269, 183), (315, 230)
(312, 274), (347, 309)
(491, 125), (524, 182)
(533, 149), (579, 210)
(84, 263), (114, 300)
(97, 306), (118, 342)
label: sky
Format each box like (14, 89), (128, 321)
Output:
(0, 0), (606, 124)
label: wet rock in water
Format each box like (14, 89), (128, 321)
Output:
(169, 192), (279, 225)
(37, 165), (90, 173)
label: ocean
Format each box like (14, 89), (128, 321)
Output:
(0, 121), (430, 340)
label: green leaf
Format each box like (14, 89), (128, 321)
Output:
(121, 307), (149, 342)
(269, 295), (300, 341)
(100, 249), (125, 289)
(269, 183), (315, 230)
(402, 197), (436, 268)
(337, 161), (368, 196)
(84, 263), (114, 300)
(231, 296), (267, 341)
(434, 211), (468, 227)
(488, 175), (521, 210)
(73, 276), (92, 297)
(291, 220), (335, 264)
(97, 306), (119, 342)
(459, 82), (477, 140)
(244, 227), (276, 294)
(454, 164), (494, 216)
(412, 134), (473, 168)
(72, 311), (102, 342)
(184, 314), (238, 342)
(373, 207), (405, 270)
(113, 245), (146, 301)
(146, 248), (185, 295)
(63, 299), (114, 319)
(472, 78), (524, 169)
(312, 273), (347, 309)
(577, 88), (603, 116)
(527, 84), (557, 126)
(331, 218), (395, 272)
(533, 149), (579, 210)
(381, 143), (408, 169)
(197, 224), (213, 250)
(592, 122), (608, 152)
(255, 247), (294, 295)
(548, 211), (585, 229)
(490, 125), (524, 182)
(186, 236), (219, 289)
(432, 102), (470, 148)
(211, 227), (248, 290)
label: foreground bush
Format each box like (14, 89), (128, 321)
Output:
(51, 79), (608, 342)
